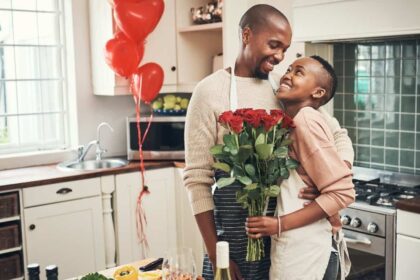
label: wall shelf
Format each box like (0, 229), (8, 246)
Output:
(0, 246), (22, 256)
(0, 216), (20, 224)
(178, 22), (222, 33)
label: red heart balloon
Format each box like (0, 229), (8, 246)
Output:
(131, 63), (164, 103)
(114, 0), (164, 42)
(104, 32), (142, 78)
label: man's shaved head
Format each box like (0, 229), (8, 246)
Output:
(239, 4), (289, 33)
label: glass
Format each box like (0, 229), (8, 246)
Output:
(13, 11), (38, 45)
(37, 13), (60, 45)
(162, 247), (197, 280)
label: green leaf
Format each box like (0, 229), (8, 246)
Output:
(237, 176), (252, 185)
(216, 177), (236, 188)
(255, 133), (265, 145)
(245, 164), (256, 177)
(244, 183), (258, 191)
(286, 158), (299, 169)
(280, 167), (290, 179)
(248, 189), (260, 200)
(239, 131), (251, 145)
(267, 185), (281, 197)
(275, 128), (287, 140)
(280, 138), (293, 147)
(255, 143), (274, 160)
(274, 146), (288, 158)
(212, 162), (231, 173)
(230, 148), (238, 156)
(223, 134), (237, 150)
(232, 165), (245, 177)
(235, 145), (253, 163)
(210, 144), (224, 155)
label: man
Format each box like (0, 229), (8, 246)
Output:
(184, 4), (354, 280)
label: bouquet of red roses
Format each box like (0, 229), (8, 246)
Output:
(210, 108), (297, 261)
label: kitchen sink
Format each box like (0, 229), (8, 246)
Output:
(57, 158), (129, 171)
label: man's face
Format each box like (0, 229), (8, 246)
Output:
(243, 18), (292, 79)
(276, 57), (325, 103)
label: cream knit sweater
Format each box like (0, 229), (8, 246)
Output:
(183, 69), (354, 215)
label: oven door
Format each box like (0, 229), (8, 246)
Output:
(343, 230), (391, 280)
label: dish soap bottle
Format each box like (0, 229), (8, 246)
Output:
(27, 263), (40, 280)
(214, 241), (231, 280)
(45, 265), (58, 280)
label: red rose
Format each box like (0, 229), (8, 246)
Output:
(262, 115), (278, 132)
(270, 109), (284, 124)
(281, 114), (295, 129)
(218, 111), (234, 128)
(243, 110), (265, 128)
(229, 115), (244, 133)
(234, 108), (252, 117)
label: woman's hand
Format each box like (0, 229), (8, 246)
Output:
(245, 216), (278, 238)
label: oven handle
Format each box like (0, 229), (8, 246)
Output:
(344, 236), (372, 245)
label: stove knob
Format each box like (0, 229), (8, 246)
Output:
(340, 215), (351, 225)
(367, 222), (378, 233)
(350, 217), (362, 228)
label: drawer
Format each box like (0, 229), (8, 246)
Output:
(397, 210), (420, 238)
(23, 178), (101, 208)
(0, 192), (19, 219)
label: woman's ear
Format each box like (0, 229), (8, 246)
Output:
(312, 87), (327, 100)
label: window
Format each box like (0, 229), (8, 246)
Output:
(0, 0), (68, 155)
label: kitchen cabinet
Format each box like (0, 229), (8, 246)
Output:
(88, 0), (177, 95)
(396, 209), (420, 280)
(23, 178), (106, 280)
(292, 0), (420, 42)
(113, 167), (204, 273)
(114, 168), (178, 264)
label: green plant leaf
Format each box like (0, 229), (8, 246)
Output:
(245, 164), (256, 177)
(210, 144), (224, 155)
(223, 134), (237, 150)
(274, 146), (288, 158)
(237, 176), (252, 185)
(244, 183), (258, 191)
(280, 138), (293, 147)
(267, 185), (281, 197)
(230, 148), (238, 155)
(216, 177), (236, 188)
(286, 158), (299, 169)
(248, 189), (260, 200)
(239, 131), (251, 145)
(212, 162), (231, 173)
(280, 167), (290, 179)
(233, 165), (245, 177)
(235, 145), (253, 163)
(255, 133), (265, 145)
(255, 143), (274, 160)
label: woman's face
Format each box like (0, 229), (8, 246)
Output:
(276, 57), (325, 104)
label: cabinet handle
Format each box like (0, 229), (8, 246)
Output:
(56, 187), (73, 195)
(29, 224), (36, 231)
(171, 66), (176, 72)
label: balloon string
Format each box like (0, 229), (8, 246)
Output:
(141, 105), (154, 145)
(131, 75), (150, 255)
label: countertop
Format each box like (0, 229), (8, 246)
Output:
(396, 197), (420, 214)
(0, 160), (185, 192)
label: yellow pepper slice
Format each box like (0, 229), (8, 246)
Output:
(113, 265), (138, 280)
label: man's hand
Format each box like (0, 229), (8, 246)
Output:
(299, 186), (320, 202)
(245, 216), (277, 238)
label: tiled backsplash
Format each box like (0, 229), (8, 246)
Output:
(332, 38), (420, 175)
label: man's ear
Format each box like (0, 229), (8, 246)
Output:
(311, 87), (327, 100)
(241, 27), (251, 44)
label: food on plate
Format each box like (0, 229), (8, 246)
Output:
(113, 265), (138, 280)
(80, 272), (112, 280)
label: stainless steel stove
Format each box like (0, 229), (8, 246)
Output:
(341, 167), (420, 280)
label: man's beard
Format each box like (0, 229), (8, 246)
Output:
(254, 67), (269, 80)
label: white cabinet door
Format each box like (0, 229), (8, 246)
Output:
(396, 234), (420, 280)
(89, 0), (177, 95)
(114, 168), (177, 264)
(293, 0), (420, 41)
(24, 196), (106, 280)
(174, 168), (204, 275)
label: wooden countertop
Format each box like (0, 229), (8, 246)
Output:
(0, 160), (185, 192)
(396, 196), (420, 214)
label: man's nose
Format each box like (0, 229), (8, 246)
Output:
(274, 50), (285, 62)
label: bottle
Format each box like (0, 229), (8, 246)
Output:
(27, 263), (40, 280)
(45, 265), (58, 280)
(214, 241), (231, 280)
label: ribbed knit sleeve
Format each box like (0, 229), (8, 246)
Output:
(291, 107), (355, 217)
(318, 107), (354, 166)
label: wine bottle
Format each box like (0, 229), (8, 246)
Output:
(214, 241), (231, 280)
(45, 265), (58, 280)
(27, 263), (40, 280)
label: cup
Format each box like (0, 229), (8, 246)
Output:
(162, 247), (196, 280)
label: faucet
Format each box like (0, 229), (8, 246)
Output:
(77, 122), (114, 162)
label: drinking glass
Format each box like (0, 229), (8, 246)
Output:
(162, 247), (196, 280)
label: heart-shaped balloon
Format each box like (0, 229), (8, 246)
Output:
(104, 32), (143, 78)
(131, 63), (164, 103)
(114, 0), (164, 42)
